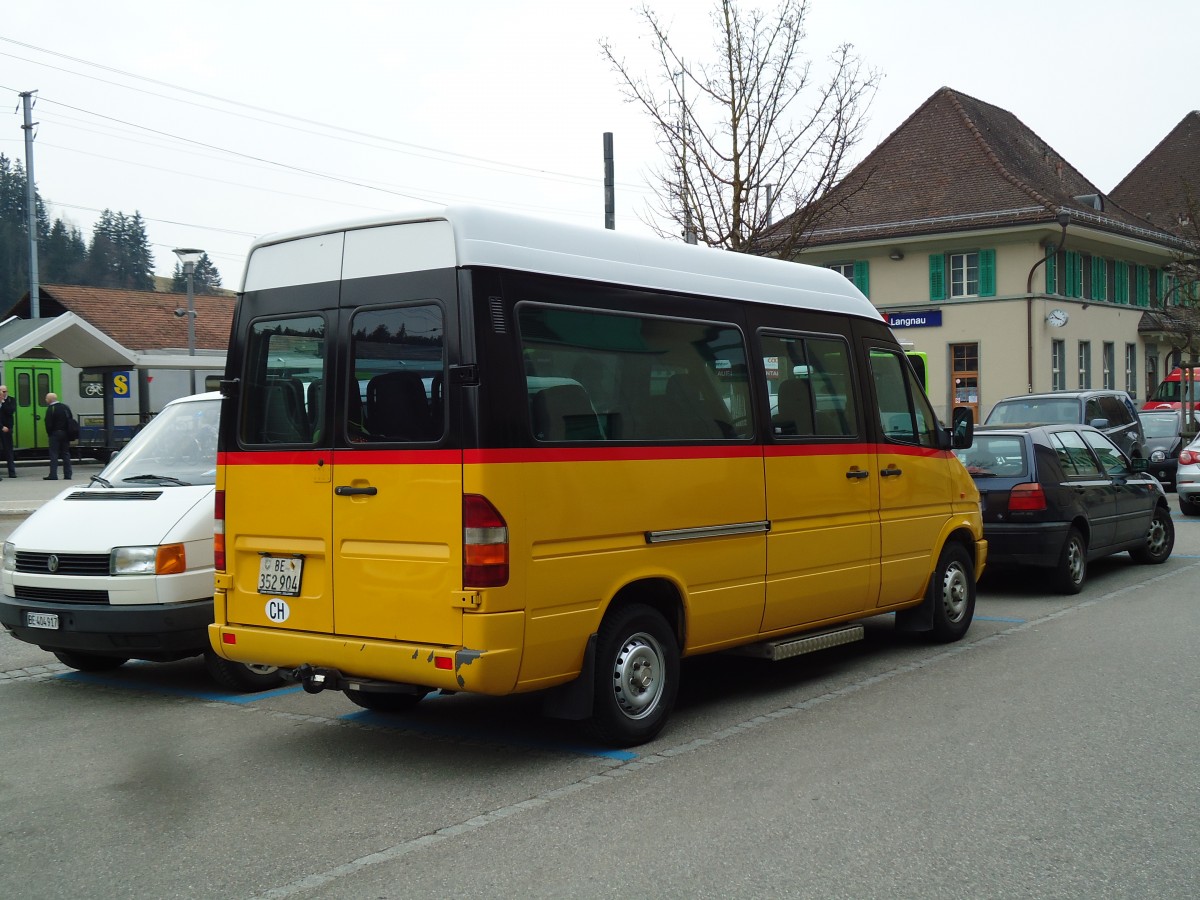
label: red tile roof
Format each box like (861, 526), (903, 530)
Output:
(1110, 111), (1200, 238)
(774, 87), (1182, 249)
(8, 284), (234, 352)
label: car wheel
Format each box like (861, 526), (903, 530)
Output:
(927, 542), (976, 643)
(1130, 505), (1174, 565)
(203, 649), (285, 692)
(1052, 527), (1087, 595)
(586, 603), (679, 747)
(343, 687), (428, 713)
(52, 650), (128, 672)
(1179, 495), (1200, 517)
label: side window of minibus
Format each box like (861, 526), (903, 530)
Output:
(869, 347), (938, 448)
(240, 315), (326, 445)
(517, 305), (752, 442)
(347, 304), (445, 444)
(760, 332), (857, 438)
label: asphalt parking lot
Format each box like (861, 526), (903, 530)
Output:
(1, 475), (1197, 899)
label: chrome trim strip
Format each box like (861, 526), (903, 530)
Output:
(645, 520), (770, 544)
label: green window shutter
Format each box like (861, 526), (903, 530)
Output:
(853, 260), (869, 297)
(929, 254), (945, 301)
(1114, 261), (1128, 304)
(1064, 252), (1077, 296)
(1136, 265), (1150, 307)
(1045, 247), (1057, 294)
(1071, 252), (1084, 298)
(1091, 256), (1107, 301)
(978, 249), (996, 297)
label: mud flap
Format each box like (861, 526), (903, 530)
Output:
(540, 633), (597, 720)
(894, 595), (934, 633)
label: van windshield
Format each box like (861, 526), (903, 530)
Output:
(101, 398), (221, 487)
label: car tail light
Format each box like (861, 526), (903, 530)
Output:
(1008, 482), (1047, 511)
(463, 494), (508, 587)
(214, 489), (226, 572)
(1180, 449), (1200, 466)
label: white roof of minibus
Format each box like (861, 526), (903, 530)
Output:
(241, 206), (881, 321)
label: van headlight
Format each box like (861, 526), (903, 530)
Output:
(111, 544), (187, 575)
(2, 542), (14, 571)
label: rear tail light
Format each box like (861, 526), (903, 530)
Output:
(463, 494), (508, 587)
(214, 489), (226, 572)
(1008, 482), (1047, 512)
(1180, 449), (1200, 466)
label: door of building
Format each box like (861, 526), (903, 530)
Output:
(951, 343), (980, 422)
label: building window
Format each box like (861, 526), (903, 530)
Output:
(1125, 344), (1137, 397)
(1052, 339), (1066, 391)
(1078, 341), (1092, 389)
(929, 250), (995, 300)
(827, 261), (869, 297)
(1102, 342), (1115, 390)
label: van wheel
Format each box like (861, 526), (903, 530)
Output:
(1053, 528), (1087, 595)
(203, 649), (284, 692)
(52, 650), (128, 672)
(343, 687), (428, 713)
(586, 603), (679, 747)
(1130, 505), (1174, 564)
(927, 543), (976, 643)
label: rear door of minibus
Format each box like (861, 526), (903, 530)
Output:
(225, 224), (464, 647)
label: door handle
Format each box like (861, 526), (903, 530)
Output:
(845, 469), (869, 480)
(334, 485), (378, 496)
(880, 467), (903, 477)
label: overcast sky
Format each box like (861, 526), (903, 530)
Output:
(2, 1), (1196, 283)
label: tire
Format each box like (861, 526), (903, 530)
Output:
(343, 687), (428, 713)
(203, 649), (284, 693)
(585, 603), (679, 747)
(1130, 504), (1174, 564)
(1052, 527), (1087, 595)
(52, 650), (128, 672)
(927, 543), (976, 643)
(1179, 495), (1200, 517)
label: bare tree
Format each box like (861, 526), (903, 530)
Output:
(1153, 184), (1200, 433)
(601, 0), (879, 255)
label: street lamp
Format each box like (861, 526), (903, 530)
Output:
(1025, 210), (1071, 393)
(173, 248), (204, 394)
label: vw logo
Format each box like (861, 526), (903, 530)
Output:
(47, 555), (60, 573)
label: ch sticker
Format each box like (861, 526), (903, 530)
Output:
(265, 598), (291, 623)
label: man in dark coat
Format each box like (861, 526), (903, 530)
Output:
(44, 392), (73, 481)
(0, 384), (14, 478)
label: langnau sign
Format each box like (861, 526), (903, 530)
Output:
(884, 310), (942, 328)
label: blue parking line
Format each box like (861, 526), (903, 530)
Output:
(343, 709), (638, 761)
(974, 615), (1027, 623)
(56, 670), (303, 703)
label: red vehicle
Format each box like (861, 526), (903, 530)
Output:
(1142, 368), (1195, 411)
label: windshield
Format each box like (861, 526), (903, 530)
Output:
(100, 398), (220, 486)
(1139, 412), (1180, 439)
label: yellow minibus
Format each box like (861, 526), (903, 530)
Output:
(210, 207), (985, 745)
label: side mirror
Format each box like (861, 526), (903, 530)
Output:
(1088, 417), (1109, 429)
(950, 406), (974, 449)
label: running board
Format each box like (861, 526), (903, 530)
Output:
(727, 625), (864, 661)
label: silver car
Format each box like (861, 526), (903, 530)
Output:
(1177, 435), (1200, 516)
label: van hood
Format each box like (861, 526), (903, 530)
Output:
(8, 485), (214, 553)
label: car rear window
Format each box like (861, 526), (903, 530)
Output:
(986, 398), (1077, 425)
(955, 435), (1028, 477)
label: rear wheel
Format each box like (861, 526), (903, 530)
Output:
(203, 649), (284, 692)
(1130, 505), (1174, 564)
(586, 603), (679, 747)
(52, 650), (128, 672)
(343, 687), (428, 713)
(927, 543), (976, 642)
(1052, 527), (1087, 595)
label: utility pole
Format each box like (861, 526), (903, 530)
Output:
(675, 69), (697, 245)
(603, 132), (615, 230)
(20, 91), (40, 318)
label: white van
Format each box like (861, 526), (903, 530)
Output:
(0, 392), (281, 691)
